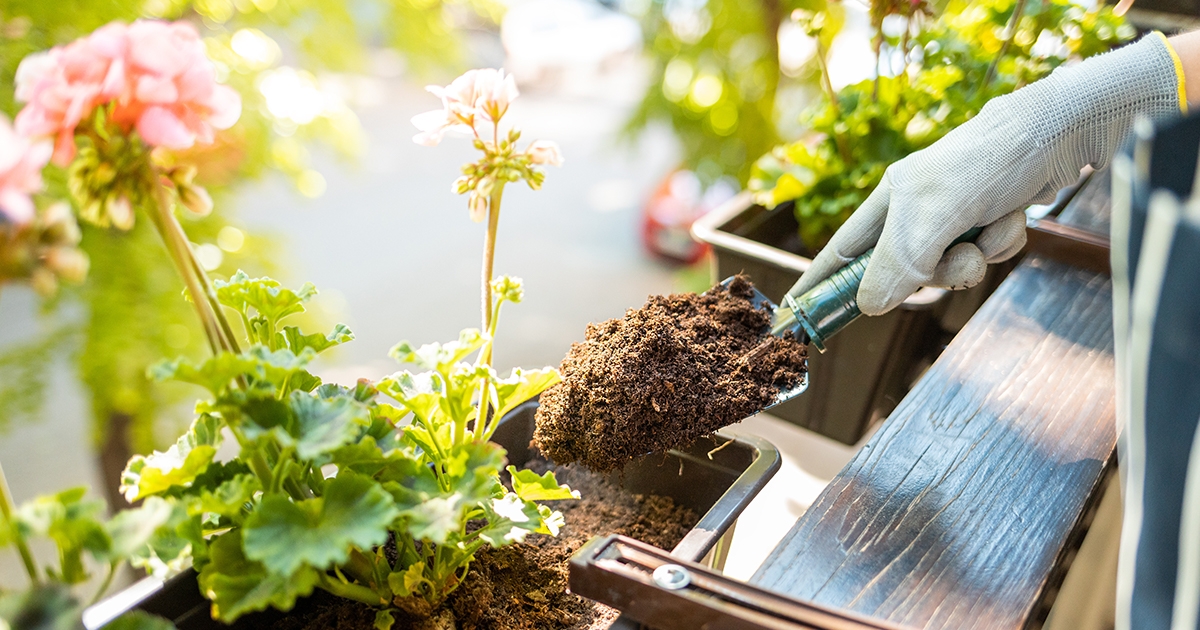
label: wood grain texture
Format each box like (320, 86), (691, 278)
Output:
(752, 256), (1117, 630)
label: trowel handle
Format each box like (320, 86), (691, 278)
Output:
(790, 227), (984, 352)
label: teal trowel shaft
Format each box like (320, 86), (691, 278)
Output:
(778, 227), (984, 352)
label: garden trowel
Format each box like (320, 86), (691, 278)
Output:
(736, 226), (983, 411)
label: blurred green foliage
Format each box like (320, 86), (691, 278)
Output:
(626, 0), (816, 185)
(747, 0), (1133, 249)
(0, 0), (499, 502)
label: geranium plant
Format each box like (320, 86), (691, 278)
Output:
(117, 68), (573, 628)
(747, 0), (1133, 249)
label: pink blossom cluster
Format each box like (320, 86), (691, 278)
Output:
(412, 68), (520, 147)
(15, 20), (241, 166)
(0, 115), (52, 226)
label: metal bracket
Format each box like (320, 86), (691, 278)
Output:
(569, 534), (912, 630)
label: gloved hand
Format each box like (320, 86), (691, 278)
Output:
(787, 33), (1184, 316)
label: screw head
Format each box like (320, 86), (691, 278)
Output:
(652, 564), (691, 590)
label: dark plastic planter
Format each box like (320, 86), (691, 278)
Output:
(693, 193), (962, 445)
(84, 400), (781, 629)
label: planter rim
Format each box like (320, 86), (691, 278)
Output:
(692, 192), (946, 309)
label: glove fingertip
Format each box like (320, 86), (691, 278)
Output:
(931, 243), (987, 290)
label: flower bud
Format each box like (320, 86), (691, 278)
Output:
(107, 195), (135, 230)
(527, 140), (564, 167)
(491, 275), (524, 304)
(476, 176), (494, 197)
(40, 202), (82, 245)
(452, 176), (472, 195)
(468, 192), (488, 223)
(178, 184), (213, 217)
(45, 246), (89, 284)
(29, 267), (57, 297)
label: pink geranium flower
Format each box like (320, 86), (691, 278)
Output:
(14, 20), (241, 166)
(412, 68), (518, 146)
(0, 115), (53, 226)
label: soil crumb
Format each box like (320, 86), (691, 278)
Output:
(532, 275), (807, 472)
(268, 458), (696, 630)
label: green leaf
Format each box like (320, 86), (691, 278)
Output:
(192, 473), (262, 520)
(374, 609), (395, 630)
(101, 610), (177, 630)
(148, 353), (257, 395)
(0, 583), (84, 630)
(388, 329), (486, 372)
(214, 271), (317, 325)
(386, 562), (430, 598)
(443, 442), (506, 506)
(13, 489), (107, 585)
(492, 367), (560, 420)
(197, 530), (319, 622)
(242, 472), (398, 576)
(245, 345), (317, 389)
(286, 391), (371, 460)
(507, 466), (580, 502)
(473, 493), (542, 547)
(376, 371), (443, 425)
(121, 415), (222, 502)
(130, 511), (204, 578)
(101, 497), (176, 563)
(389, 491), (461, 544)
(281, 324), (354, 355)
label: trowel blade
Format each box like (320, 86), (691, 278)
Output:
(713, 278), (809, 410)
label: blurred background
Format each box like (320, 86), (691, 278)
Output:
(0, 0), (1155, 588)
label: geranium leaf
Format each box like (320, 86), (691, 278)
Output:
(13, 488), (108, 584)
(376, 371), (443, 425)
(148, 353), (257, 395)
(214, 272), (316, 326)
(287, 391), (371, 460)
(507, 466), (580, 502)
(101, 610), (177, 630)
(101, 497), (176, 562)
(242, 472), (398, 576)
(388, 329), (485, 372)
(121, 415), (222, 502)
(281, 324), (354, 356)
(0, 583), (84, 630)
(374, 609), (396, 630)
(473, 493), (542, 547)
(492, 367), (560, 419)
(198, 530), (320, 622)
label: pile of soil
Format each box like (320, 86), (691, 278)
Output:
(273, 458), (697, 630)
(532, 275), (807, 472)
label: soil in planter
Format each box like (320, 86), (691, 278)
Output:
(532, 274), (807, 472)
(271, 457), (697, 630)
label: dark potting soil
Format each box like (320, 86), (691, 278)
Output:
(269, 458), (697, 630)
(532, 275), (807, 472)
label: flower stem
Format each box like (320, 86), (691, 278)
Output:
(91, 561), (120, 605)
(0, 460), (39, 584)
(148, 180), (233, 355)
(814, 38), (852, 164)
(983, 0), (1028, 90)
(480, 182), (506, 357)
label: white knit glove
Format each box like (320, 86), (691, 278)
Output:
(787, 34), (1183, 316)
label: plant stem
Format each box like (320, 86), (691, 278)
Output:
(90, 561), (120, 605)
(982, 0), (1028, 90)
(814, 38), (852, 164)
(479, 182), (506, 358)
(148, 179), (237, 356)
(0, 460), (39, 584)
(318, 574), (386, 606)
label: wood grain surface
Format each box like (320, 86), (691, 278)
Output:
(752, 256), (1117, 630)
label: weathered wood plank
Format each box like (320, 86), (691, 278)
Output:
(752, 256), (1117, 630)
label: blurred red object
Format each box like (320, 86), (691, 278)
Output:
(641, 170), (736, 264)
